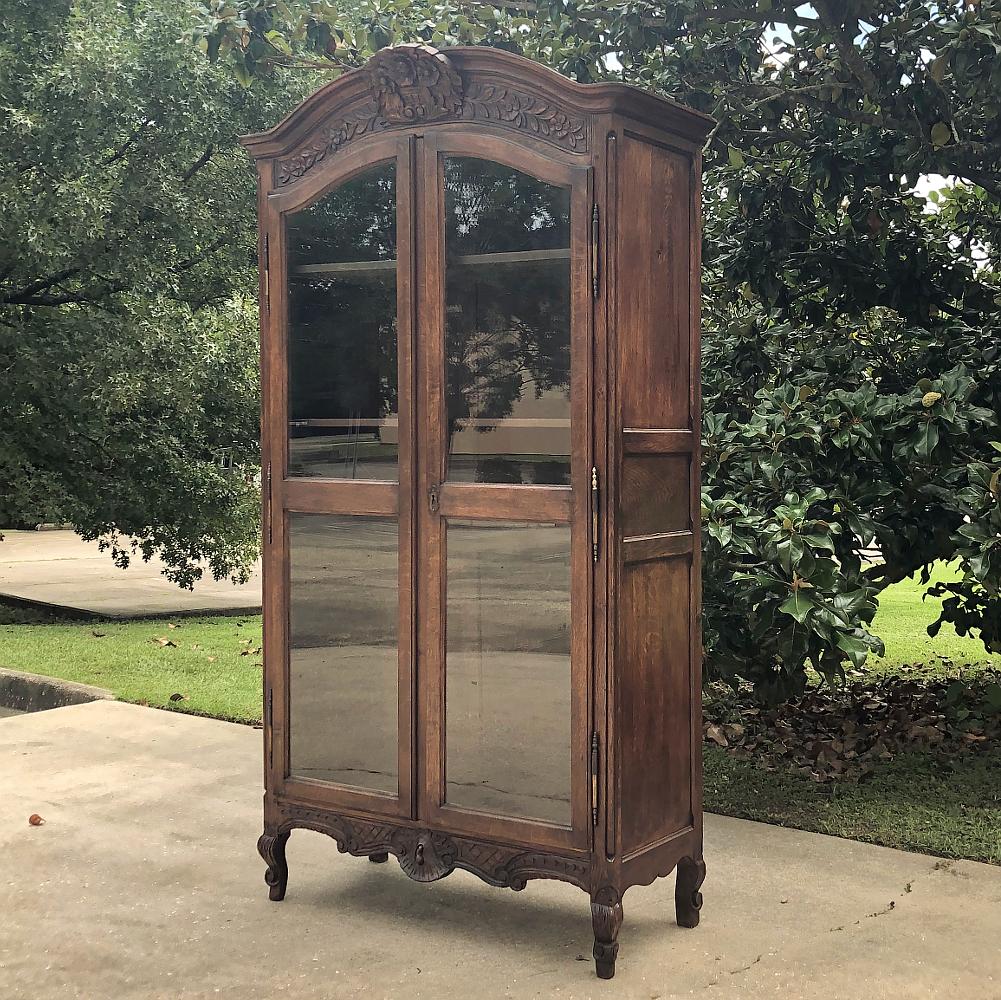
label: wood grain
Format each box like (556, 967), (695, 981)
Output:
(620, 455), (690, 537)
(616, 135), (692, 429)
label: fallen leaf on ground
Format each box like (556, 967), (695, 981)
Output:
(153, 637), (177, 648)
(704, 667), (1001, 784)
(704, 723), (729, 747)
(168, 692), (188, 702)
(91, 630), (106, 638)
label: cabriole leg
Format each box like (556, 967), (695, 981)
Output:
(675, 855), (706, 928)
(369, 851), (390, 864)
(591, 888), (623, 979)
(258, 830), (290, 902)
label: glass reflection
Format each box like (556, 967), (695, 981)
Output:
(286, 162), (399, 480)
(445, 520), (571, 825)
(444, 158), (571, 485)
(288, 514), (398, 793)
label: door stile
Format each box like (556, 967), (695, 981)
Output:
(264, 164), (291, 792)
(259, 158), (285, 794)
(568, 169), (594, 847)
(396, 134), (417, 820)
(415, 131), (447, 829)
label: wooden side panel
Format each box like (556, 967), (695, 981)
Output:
(620, 456), (690, 538)
(613, 131), (698, 859)
(616, 136), (692, 430)
(618, 558), (692, 853)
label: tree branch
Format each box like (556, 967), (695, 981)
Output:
(181, 144), (215, 183)
(1, 266), (83, 305)
(812, 1), (881, 96)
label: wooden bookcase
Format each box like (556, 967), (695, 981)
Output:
(242, 44), (712, 979)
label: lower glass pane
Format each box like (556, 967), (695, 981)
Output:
(445, 519), (571, 825)
(288, 513), (398, 793)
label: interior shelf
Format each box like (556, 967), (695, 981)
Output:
(290, 247), (571, 277)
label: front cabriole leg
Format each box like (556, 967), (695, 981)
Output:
(258, 830), (290, 901)
(591, 887), (623, 979)
(675, 855), (706, 928)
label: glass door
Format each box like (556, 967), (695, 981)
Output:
(417, 134), (592, 849)
(269, 135), (415, 818)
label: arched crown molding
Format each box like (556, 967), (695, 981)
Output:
(241, 45), (712, 186)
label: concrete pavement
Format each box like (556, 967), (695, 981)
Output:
(0, 530), (261, 618)
(2, 701), (1001, 999)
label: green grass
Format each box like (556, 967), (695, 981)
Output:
(1, 562), (999, 863)
(704, 563), (1001, 863)
(0, 613), (264, 723)
(705, 747), (1001, 864)
(869, 561), (999, 677)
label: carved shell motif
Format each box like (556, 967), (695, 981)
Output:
(276, 45), (589, 185)
(365, 43), (463, 124)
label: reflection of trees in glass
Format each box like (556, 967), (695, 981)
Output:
(290, 162), (396, 265)
(288, 275), (397, 424)
(286, 164), (398, 477)
(444, 159), (571, 480)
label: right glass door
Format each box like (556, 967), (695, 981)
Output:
(419, 137), (591, 849)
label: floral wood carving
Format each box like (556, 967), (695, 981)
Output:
(461, 81), (587, 151)
(275, 46), (589, 185)
(365, 44), (462, 124)
(272, 804), (590, 892)
(277, 106), (382, 185)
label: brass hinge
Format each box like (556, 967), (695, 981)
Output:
(591, 731), (600, 826)
(267, 686), (274, 770)
(262, 233), (270, 311)
(266, 461), (273, 545)
(591, 202), (600, 298)
(591, 466), (599, 563)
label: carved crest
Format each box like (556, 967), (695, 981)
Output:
(276, 45), (591, 185)
(365, 44), (463, 124)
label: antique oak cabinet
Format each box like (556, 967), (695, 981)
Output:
(242, 44), (712, 979)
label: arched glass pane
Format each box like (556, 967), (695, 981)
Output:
(286, 162), (399, 480)
(443, 158), (571, 485)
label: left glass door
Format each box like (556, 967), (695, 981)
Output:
(267, 137), (414, 818)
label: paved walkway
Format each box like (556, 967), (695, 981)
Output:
(0, 530), (260, 618)
(2, 701), (1000, 999)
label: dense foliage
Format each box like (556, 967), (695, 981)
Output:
(0, 0), (299, 585)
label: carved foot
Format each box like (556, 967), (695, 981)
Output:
(675, 855), (706, 928)
(591, 888), (623, 980)
(258, 831), (290, 902)
(369, 851), (389, 864)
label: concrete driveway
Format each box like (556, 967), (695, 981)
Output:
(0, 530), (260, 618)
(2, 701), (1000, 1000)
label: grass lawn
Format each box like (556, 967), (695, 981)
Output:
(867, 561), (1000, 678)
(705, 564), (1001, 864)
(0, 613), (264, 723)
(1, 563), (999, 863)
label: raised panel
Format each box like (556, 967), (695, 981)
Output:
(618, 557), (693, 855)
(620, 455), (690, 538)
(616, 135), (692, 429)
